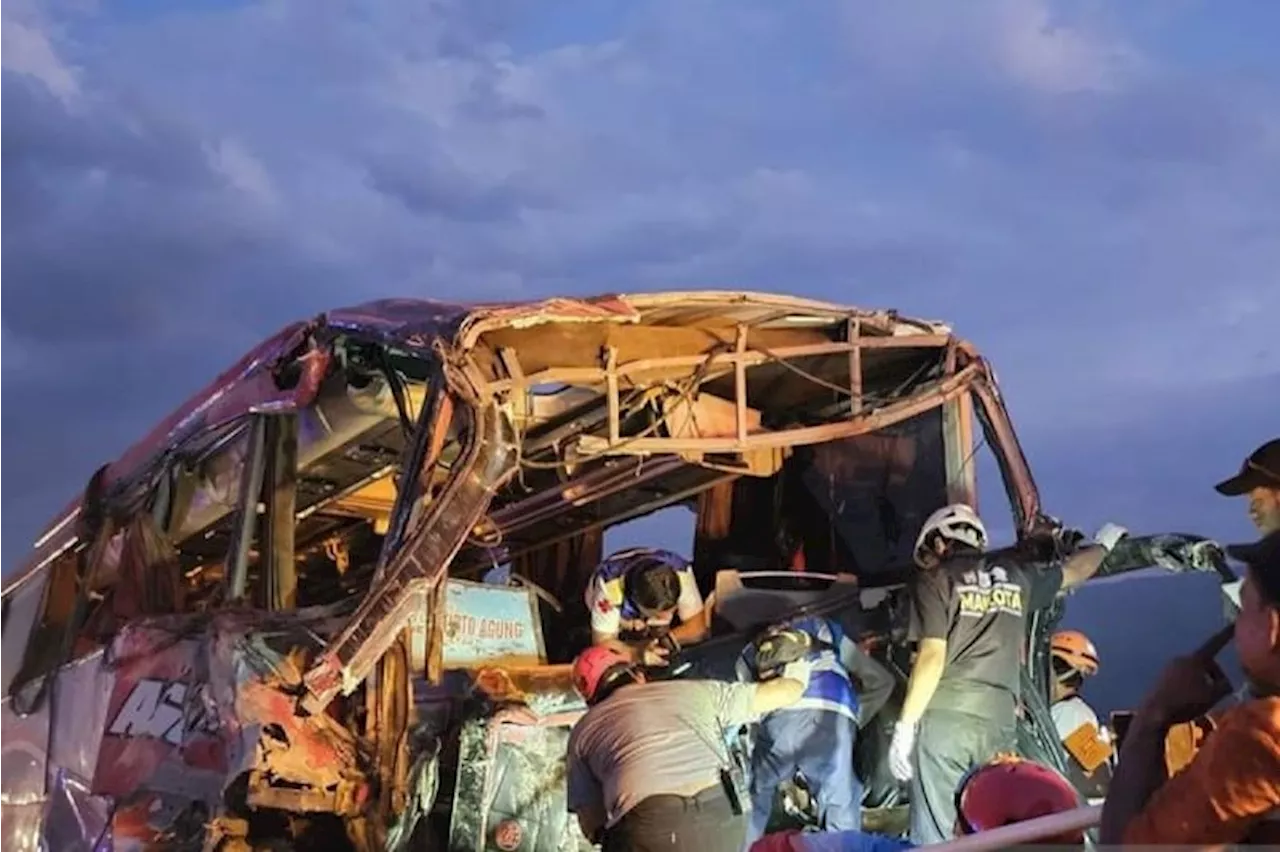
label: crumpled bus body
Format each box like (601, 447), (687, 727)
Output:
(1, 292), (1237, 851)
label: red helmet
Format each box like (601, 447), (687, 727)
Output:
(572, 646), (633, 703)
(955, 756), (1083, 844)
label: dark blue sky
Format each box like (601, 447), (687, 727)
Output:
(3, 0), (1276, 702)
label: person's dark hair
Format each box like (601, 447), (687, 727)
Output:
(1248, 564), (1280, 610)
(1228, 531), (1280, 608)
(921, 529), (982, 561)
(628, 561), (682, 615)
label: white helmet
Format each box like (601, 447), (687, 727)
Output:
(914, 503), (988, 567)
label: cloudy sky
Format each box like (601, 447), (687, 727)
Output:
(3, 0), (1277, 627)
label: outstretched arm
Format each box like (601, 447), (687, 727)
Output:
(1062, 523), (1128, 589)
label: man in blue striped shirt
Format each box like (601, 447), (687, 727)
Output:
(738, 614), (896, 844)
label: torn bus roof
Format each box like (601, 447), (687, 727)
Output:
(3, 288), (1083, 852)
(8, 285), (1032, 717)
(6, 290), (959, 594)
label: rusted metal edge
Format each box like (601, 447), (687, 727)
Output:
(967, 362), (1041, 534)
(302, 396), (521, 711)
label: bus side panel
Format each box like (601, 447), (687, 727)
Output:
(1, 697), (50, 852)
(46, 652), (116, 851)
(0, 650), (114, 852)
(41, 767), (115, 852)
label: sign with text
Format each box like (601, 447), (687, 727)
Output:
(441, 579), (546, 669)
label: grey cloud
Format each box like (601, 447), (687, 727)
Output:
(5, 178), (282, 349)
(1001, 369), (1280, 539)
(1, 78), (213, 217)
(363, 148), (554, 224)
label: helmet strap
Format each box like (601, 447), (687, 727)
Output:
(590, 663), (639, 705)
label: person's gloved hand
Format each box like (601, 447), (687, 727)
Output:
(888, 720), (918, 782)
(1186, 539), (1226, 571)
(641, 639), (671, 667)
(1093, 522), (1128, 552)
(780, 659), (813, 689)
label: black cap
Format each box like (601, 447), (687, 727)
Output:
(1228, 530), (1280, 607)
(1214, 438), (1280, 496)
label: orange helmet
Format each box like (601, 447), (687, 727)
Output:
(955, 756), (1083, 844)
(1051, 630), (1100, 677)
(572, 646), (634, 704)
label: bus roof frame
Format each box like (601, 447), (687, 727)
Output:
(5, 291), (1045, 707)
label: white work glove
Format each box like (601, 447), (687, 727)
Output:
(888, 720), (918, 783)
(780, 659), (813, 689)
(1093, 522), (1128, 552)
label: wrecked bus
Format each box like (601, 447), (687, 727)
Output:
(0, 291), (1235, 851)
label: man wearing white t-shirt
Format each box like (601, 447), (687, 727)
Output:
(1049, 630), (1114, 802)
(584, 547), (713, 665)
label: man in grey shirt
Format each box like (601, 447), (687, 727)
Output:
(567, 645), (810, 851)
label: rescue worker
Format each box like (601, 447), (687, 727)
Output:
(1214, 437), (1280, 534)
(751, 755), (1089, 852)
(887, 502), (1127, 845)
(585, 547), (712, 664)
(1049, 630), (1114, 802)
(736, 615), (896, 843)
(566, 645), (810, 851)
(1102, 530), (1280, 846)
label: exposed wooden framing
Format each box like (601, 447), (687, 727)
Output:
(577, 363), (979, 456)
(485, 334), (953, 394)
(605, 346), (620, 445)
(847, 318), (863, 414)
(260, 412), (299, 611)
(734, 325), (748, 444)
